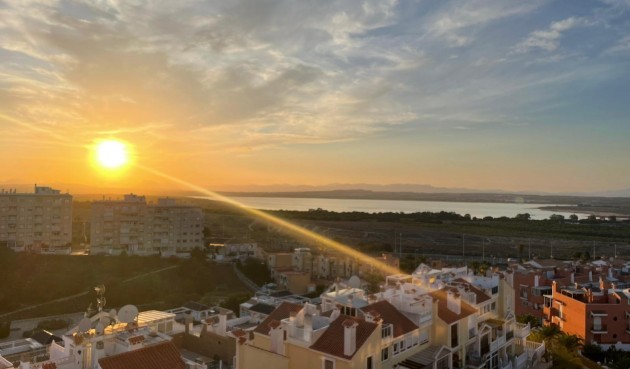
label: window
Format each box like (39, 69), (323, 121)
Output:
(393, 342), (400, 355)
(382, 324), (392, 338)
(366, 356), (373, 369)
(451, 323), (459, 348)
(491, 302), (496, 311)
(323, 358), (335, 369)
(381, 347), (389, 361)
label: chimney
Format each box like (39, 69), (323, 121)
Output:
(589, 270), (593, 282)
(447, 290), (461, 315)
(330, 307), (341, 321)
(343, 319), (358, 356)
(303, 313), (313, 341)
(570, 273), (575, 284)
(599, 276), (606, 291)
(184, 315), (193, 334)
(218, 312), (227, 336)
(534, 275), (539, 287)
(608, 268), (613, 279)
(269, 321), (285, 355)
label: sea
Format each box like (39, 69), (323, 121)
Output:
(205, 196), (578, 220)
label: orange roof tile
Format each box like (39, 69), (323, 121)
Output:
(310, 315), (378, 360)
(253, 302), (303, 336)
(98, 341), (185, 369)
(361, 300), (418, 338)
(453, 278), (492, 304)
(429, 289), (477, 325)
(128, 335), (145, 345)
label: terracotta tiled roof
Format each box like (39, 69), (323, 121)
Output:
(429, 289), (477, 325)
(42, 363), (57, 369)
(253, 302), (303, 336)
(268, 320), (281, 329)
(128, 335), (145, 345)
(453, 278), (492, 304)
(98, 341), (185, 369)
(310, 315), (378, 360)
(361, 300), (418, 338)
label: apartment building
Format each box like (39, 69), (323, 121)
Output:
(542, 263), (630, 349)
(90, 195), (203, 256)
(512, 258), (628, 324)
(235, 265), (546, 369)
(0, 186), (72, 252)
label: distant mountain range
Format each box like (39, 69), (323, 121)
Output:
(1, 182), (628, 199)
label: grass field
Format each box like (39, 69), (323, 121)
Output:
(0, 250), (249, 321)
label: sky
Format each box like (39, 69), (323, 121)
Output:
(0, 0), (629, 194)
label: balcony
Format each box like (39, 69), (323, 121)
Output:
(490, 334), (506, 352)
(591, 325), (607, 334)
(514, 322), (530, 338)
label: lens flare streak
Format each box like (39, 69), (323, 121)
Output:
(137, 164), (400, 276)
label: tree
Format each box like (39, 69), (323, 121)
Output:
(569, 214), (578, 222)
(517, 314), (539, 328)
(220, 293), (251, 315)
(554, 332), (583, 353)
(515, 213), (531, 221)
(549, 214), (565, 222)
(608, 215), (617, 222)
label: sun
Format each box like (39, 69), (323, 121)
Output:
(95, 140), (129, 169)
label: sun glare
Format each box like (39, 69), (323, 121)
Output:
(96, 140), (128, 169)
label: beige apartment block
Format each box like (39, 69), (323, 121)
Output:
(0, 186), (72, 252)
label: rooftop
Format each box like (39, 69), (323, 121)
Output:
(98, 341), (184, 369)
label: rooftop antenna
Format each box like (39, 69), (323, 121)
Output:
(94, 284), (106, 312)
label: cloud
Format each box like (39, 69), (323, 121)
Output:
(514, 17), (589, 53)
(0, 0), (627, 156)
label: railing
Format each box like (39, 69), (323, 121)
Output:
(591, 325), (607, 333)
(514, 322), (530, 338)
(515, 352), (528, 369)
(502, 361), (513, 369)
(490, 331), (507, 351)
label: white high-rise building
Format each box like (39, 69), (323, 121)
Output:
(90, 195), (204, 256)
(0, 185), (72, 252)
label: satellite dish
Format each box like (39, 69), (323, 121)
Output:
(78, 318), (92, 333)
(95, 322), (105, 335)
(348, 276), (361, 289)
(118, 305), (139, 323)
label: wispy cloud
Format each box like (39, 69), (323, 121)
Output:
(0, 0), (628, 171)
(514, 17), (590, 53)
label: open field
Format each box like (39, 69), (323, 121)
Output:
(0, 251), (249, 321)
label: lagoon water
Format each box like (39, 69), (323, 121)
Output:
(209, 196), (577, 220)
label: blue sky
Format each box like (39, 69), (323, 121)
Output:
(0, 0), (628, 193)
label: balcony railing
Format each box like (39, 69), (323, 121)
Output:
(591, 325), (608, 334)
(514, 322), (530, 338)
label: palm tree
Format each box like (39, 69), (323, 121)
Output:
(554, 332), (583, 353)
